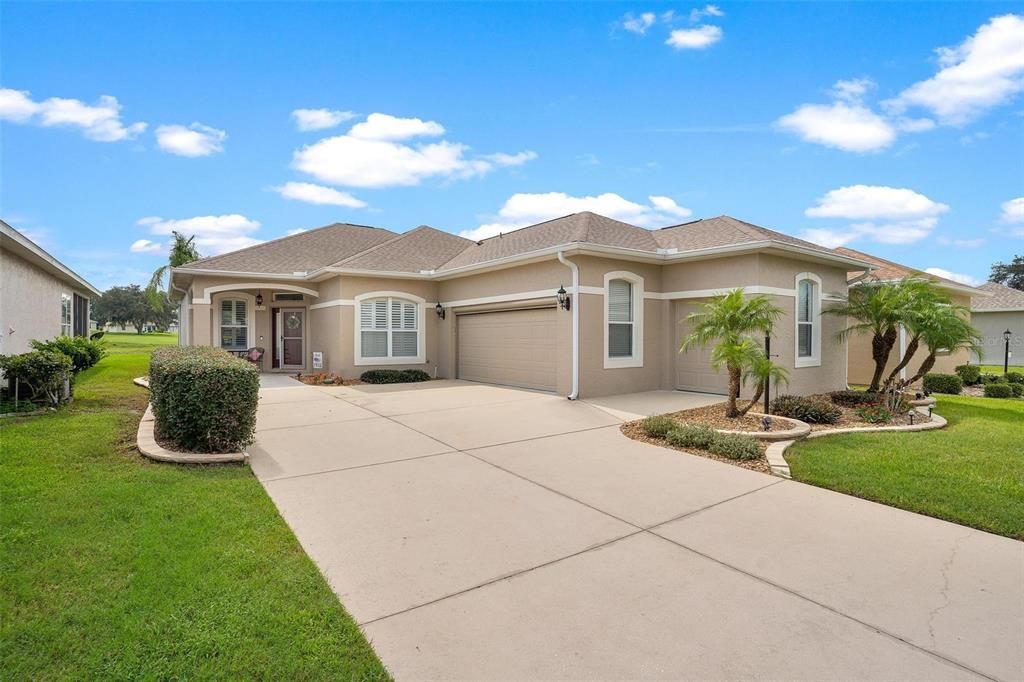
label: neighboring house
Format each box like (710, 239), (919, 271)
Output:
(0, 220), (101, 356)
(835, 247), (991, 386)
(170, 212), (874, 399)
(971, 281), (1024, 368)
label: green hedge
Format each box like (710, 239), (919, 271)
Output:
(0, 350), (72, 406)
(828, 390), (882, 407)
(770, 395), (842, 424)
(1011, 383), (1024, 398)
(149, 347), (259, 453)
(31, 336), (106, 373)
(359, 369), (431, 384)
(954, 364), (981, 386)
(922, 373), (962, 395)
(984, 383), (1014, 399)
(1006, 372), (1024, 385)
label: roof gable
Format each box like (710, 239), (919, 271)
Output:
(973, 281), (1024, 311)
(333, 225), (474, 273)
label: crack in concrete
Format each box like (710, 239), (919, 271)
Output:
(927, 532), (972, 647)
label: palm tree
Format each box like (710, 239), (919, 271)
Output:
(681, 289), (783, 418)
(881, 281), (950, 390)
(904, 304), (981, 387)
(146, 231), (200, 311)
(740, 349), (789, 417)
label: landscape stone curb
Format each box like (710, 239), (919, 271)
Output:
(717, 412), (811, 442)
(767, 406), (947, 479)
(133, 376), (150, 388)
(136, 402), (248, 464)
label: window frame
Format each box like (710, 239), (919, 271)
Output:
(353, 291), (426, 365)
(60, 293), (72, 337)
(214, 295), (254, 352)
(603, 271), (644, 369)
(794, 272), (822, 368)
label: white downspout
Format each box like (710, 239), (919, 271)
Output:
(557, 251), (580, 400)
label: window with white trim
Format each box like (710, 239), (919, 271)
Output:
(794, 273), (821, 367)
(219, 298), (249, 350)
(60, 294), (72, 337)
(360, 297), (418, 359)
(608, 279), (634, 358)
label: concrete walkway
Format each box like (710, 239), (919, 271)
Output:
(248, 380), (1023, 681)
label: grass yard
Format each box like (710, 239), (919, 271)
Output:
(785, 395), (1024, 540)
(976, 363), (1022, 374)
(0, 337), (389, 679)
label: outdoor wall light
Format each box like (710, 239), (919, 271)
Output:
(255, 291), (264, 306)
(435, 303), (446, 320)
(557, 285), (571, 311)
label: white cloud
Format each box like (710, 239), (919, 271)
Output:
(937, 236), (986, 248)
(460, 192), (693, 241)
(271, 181), (367, 208)
(348, 113), (445, 141)
(831, 78), (874, 102)
(136, 214), (261, 255)
(1000, 196), (1024, 223)
(155, 123), (226, 157)
(777, 100), (896, 153)
(801, 185), (949, 247)
(689, 4), (724, 21)
(925, 267), (982, 287)
(291, 108), (358, 131)
(621, 11), (656, 35)
(666, 25), (723, 50)
(0, 88), (146, 141)
(885, 14), (1024, 126)
(292, 113), (535, 189)
(286, 228), (308, 236)
(129, 239), (163, 254)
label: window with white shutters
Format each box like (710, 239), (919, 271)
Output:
(359, 297), (419, 360)
(219, 299), (248, 350)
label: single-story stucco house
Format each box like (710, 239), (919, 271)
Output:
(971, 281), (1023, 368)
(834, 247), (991, 386)
(169, 212), (876, 399)
(0, 219), (101, 356)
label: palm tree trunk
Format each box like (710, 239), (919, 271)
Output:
(868, 326), (898, 392)
(883, 335), (919, 389)
(737, 384), (764, 417)
(726, 365), (741, 418)
(906, 352), (937, 386)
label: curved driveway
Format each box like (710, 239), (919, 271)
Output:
(248, 377), (1022, 681)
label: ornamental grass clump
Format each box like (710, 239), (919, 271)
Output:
(641, 415), (676, 439)
(149, 346), (259, 453)
(666, 423), (717, 450)
(707, 433), (761, 461)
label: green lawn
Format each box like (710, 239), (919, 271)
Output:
(0, 338), (389, 679)
(785, 395), (1024, 540)
(100, 331), (179, 355)
(976, 363), (1022, 374)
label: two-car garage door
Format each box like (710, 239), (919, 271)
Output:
(456, 307), (557, 392)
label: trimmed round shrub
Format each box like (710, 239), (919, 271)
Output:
(31, 336), (106, 373)
(641, 415), (675, 439)
(954, 364), (981, 386)
(0, 350), (72, 406)
(360, 369), (431, 384)
(1005, 372), (1024, 385)
(770, 395), (842, 424)
(666, 424), (717, 450)
(707, 433), (762, 461)
(984, 383), (1014, 399)
(979, 373), (1005, 385)
(828, 390), (882, 407)
(149, 346), (259, 453)
(1011, 383), (1024, 398)
(922, 373), (962, 395)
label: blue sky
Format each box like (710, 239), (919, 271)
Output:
(2, 2), (1022, 290)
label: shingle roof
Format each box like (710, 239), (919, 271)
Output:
(653, 215), (842, 258)
(335, 225), (474, 273)
(972, 281), (1024, 311)
(183, 223), (396, 274)
(436, 212), (660, 271)
(834, 246), (981, 292)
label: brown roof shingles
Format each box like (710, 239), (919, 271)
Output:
(653, 215), (845, 258)
(834, 246), (982, 292)
(334, 226), (474, 273)
(972, 281), (1024, 311)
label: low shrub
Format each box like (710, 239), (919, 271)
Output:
(707, 433), (762, 461)
(149, 346), (259, 453)
(359, 369), (432, 384)
(855, 404), (893, 424)
(978, 373), (1005, 385)
(1011, 383), (1024, 398)
(0, 350), (73, 406)
(770, 395), (842, 424)
(984, 383), (1014, 399)
(1005, 372), (1024, 385)
(31, 336), (106, 373)
(954, 364), (981, 386)
(922, 373), (962, 395)
(641, 415), (676, 439)
(666, 423), (718, 450)
(829, 390), (882, 407)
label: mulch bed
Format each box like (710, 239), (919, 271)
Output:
(655, 403), (784, 432)
(620, 420), (771, 473)
(801, 394), (918, 432)
(297, 374), (363, 386)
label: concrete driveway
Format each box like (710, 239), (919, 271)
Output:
(248, 378), (1023, 681)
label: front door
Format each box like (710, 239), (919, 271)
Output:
(278, 308), (305, 369)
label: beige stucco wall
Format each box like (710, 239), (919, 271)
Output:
(972, 310), (1023, 367)
(0, 246), (91, 355)
(847, 292), (974, 386)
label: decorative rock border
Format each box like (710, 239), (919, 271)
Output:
(765, 406), (947, 479)
(136, 404), (248, 464)
(716, 412), (811, 442)
(909, 396), (936, 407)
(133, 376), (149, 388)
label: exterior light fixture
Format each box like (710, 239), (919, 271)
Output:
(928, 406), (934, 419)
(762, 415), (773, 432)
(907, 409), (916, 425)
(435, 302), (446, 320)
(1004, 329), (1013, 374)
(557, 285), (570, 311)
(255, 291), (264, 306)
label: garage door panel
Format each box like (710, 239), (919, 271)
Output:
(457, 308), (557, 391)
(673, 301), (728, 395)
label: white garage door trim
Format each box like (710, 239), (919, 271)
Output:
(456, 307), (557, 392)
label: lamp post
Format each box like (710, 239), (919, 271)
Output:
(1005, 329), (1013, 375)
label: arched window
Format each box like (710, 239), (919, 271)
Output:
(604, 272), (644, 368)
(795, 273), (821, 367)
(219, 298), (250, 351)
(355, 294), (425, 364)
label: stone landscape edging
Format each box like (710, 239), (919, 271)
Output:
(136, 403), (248, 464)
(765, 407), (947, 479)
(716, 412), (811, 442)
(133, 376), (149, 388)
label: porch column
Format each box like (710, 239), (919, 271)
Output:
(191, 302), (213, 346)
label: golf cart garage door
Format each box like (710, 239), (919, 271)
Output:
(674, 300), (729, 395)
(457, 307), (557, 391)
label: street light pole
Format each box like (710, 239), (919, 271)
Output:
(1005, 329), (1013, 375)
